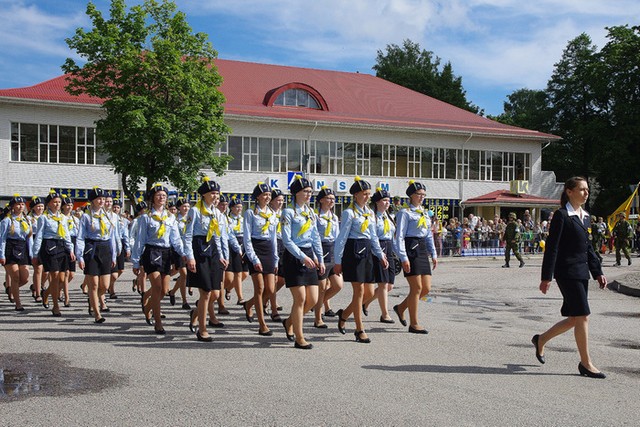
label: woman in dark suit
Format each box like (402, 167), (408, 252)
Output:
(533, 176), (608, 378)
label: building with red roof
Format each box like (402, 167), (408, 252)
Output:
(0, 59), (562, 221)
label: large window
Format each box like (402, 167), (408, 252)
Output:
(10, 122), (105, 165)
(223, 134), (530, 182)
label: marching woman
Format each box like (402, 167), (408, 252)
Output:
(242, 182), (279, 336)
(131, 183), (186, 334)
(268, 188), (286, 321)
(363, 188), (397, 324)
(393, 181), (438, 334)
(168, 197), (191, 310)
(215, 194), (233, 316)
(107, 198), (130, 300)
(61, 195), (79, 307)
(76, 187), (118, 323)
(312, 186), (343, 328)
(130, 198), (148, 295)
(28, 196), (46, 303)
(183, 177), (227, 341)
(0, 194), (33, 311)
(224, 197), (248, 305)
(32, 190), (75, 316)
(334, 177), (388, 343)
(532, 176), (608, 378)
(280, 176), (325, 349)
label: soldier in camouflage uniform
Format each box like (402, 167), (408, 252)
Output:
(613, 212), (633, 266)
(501, 212), (525, 268)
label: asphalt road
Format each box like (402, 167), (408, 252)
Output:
(1, 253), (639, 426)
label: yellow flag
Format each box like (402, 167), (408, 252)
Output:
(607, 184), (639, 232)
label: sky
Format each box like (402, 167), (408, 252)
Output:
(0, 0), (639, 116)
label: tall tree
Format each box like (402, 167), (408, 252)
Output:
(62, 0), (230, 201)
(373, 39), (480, 114)
(489, 88), (552, 131)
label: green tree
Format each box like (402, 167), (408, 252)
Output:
(489, 88), (552, 131)
(373, 39), (480, 114)
(62, 0), (230, 201)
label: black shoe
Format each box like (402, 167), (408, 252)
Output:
(41, 289), (49, 309)
(270, 313), (282, 322)
(154, 327), (166, 335)
(87, 298), (92, 315)
(15, 306), (25, 312)
(502, 263), (510, 268)
(258, 329), (273, 336)
(393, 305), (407, 327)
(379, 316), (395, 324)
(188, 309), (197, 332)
(51, 309), (62, 317)
(168, 293), (176, 306)
(236, 299), (247, 306)
(408, 326), (428, 334)
(531, 334), (545, 364)
(242, 301), (253, 323)
(101, 307), (110, 313)
(282, 318), (295, 342)
(196, 331), (213, 342)
(225, 289), (231, 301)
(519, 260), (525, 268)
(362, 304), (368, 317)
(181, 303), (191, 310)
(132, 279), (137, 292)
(109, 293), (118, 300)
(629, 259), (632, 266)
(578, 362), (606, 379)
(324, 309), (336, 317)
(218, 308), (230, 315)
(294, 341), (313, 350)
(336, 309), (347, 335)
(313, 322), (328, 329)
(94, 317), (106, 324)
(208, 321), (224, 328)
(354, 330), (371, 343)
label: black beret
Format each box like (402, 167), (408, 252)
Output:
(349, 177), (371, 195)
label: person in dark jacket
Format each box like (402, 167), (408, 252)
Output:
(532, 177), (608, 378)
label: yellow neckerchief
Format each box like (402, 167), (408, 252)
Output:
(196, 200), (220, 242)
(29, 213), (41, 225)
(230, 214), (242, 232)
(319, 209), (335, 238)
(46, 210), (67, 239)
(65, 213), (76, 231)
(90, 209), (109, 237)
(294, 204), (313, 237)
(9, 213), (31, 235)
(150, 208), (169, 239)
(178, 213), (188, 234)
(377, 211), (391, 235)
(256, 205), (272, 235)
(410, 204), (429, 229)
(349, 202), (371, 233)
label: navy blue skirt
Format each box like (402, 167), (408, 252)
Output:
(557, 279), (590, 317)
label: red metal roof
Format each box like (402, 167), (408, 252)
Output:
(0, 59), (559, 139)
(462, 190), (560, 207)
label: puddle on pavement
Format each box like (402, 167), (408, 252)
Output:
(1, 353), (126, 401)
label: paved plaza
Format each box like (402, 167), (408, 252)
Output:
(1, 253), (639, 426)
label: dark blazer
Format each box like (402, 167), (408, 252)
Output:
(541, 207), (603, 281)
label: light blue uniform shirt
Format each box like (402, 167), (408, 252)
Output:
(106, 211), (123, 255)
(281, 203), (324, 263)
(374, 211), (396, 241)
(316, 209), (339, 243)
(31, 210), (74, 258)
(65, 214), (79, 238)
(334, 203), (384, 265)
(395, 205), (437, 263)
(243, 206), (279, 267)
(0, 214), (33, 260)
(118, 216), (131, 253)
(75, 209), (118, 265)
(183, 203), (227, 262)
(222, 214), (242, 254)
(131, 208), (185, 268)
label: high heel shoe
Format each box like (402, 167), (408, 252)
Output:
(242, 301), (253, 323)
(354, 330), (371, 343)
(362, 304), (368, 317)
(393, 305), (407, 326)
(188, 309), (197, 332)
(282, 318), (295, 342)
(336, 309), (347, 335)
(41, 289), (49, 309)
(408, 325), (428, 334)
(578, 362), (606, 379)
(196, 331), (213, 342)
(294, 341), (313, 350)
(531, 334), (545, 364)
